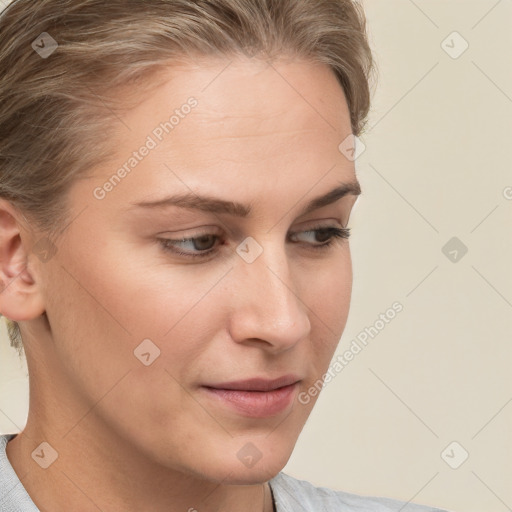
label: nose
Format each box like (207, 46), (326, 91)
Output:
(227, 240), (312, 353)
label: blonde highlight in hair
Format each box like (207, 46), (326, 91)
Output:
(0, 0), (376, 353)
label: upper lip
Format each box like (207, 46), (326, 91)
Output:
(203, 375), (301, 392)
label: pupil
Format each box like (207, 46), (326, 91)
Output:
(195, 235), (214, 250)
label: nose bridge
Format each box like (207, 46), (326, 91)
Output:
(228, 237), (311, 348)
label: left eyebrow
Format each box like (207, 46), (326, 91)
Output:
(129, 181), (361, 218)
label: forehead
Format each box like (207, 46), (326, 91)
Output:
(115, 55), (351, 144)
(84, 56), (356, 215)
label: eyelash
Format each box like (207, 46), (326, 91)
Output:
(157, 225), (351, 260)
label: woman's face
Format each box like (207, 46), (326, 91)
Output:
(32, 56), (359, 483)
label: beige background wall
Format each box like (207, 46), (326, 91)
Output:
(1, 1), (511, 511)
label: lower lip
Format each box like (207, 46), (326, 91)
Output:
(201, 383), (298, 418)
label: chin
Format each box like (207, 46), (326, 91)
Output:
(214, 459), (288, 486)
(192, 439), (294, 486)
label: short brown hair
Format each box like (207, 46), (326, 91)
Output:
(0, 0), (376, 354)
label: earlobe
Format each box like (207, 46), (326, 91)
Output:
(0, 200), (46, 322)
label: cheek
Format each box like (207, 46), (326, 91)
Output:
(42, 261), (133, 389)
(45, 218), (230, 374)
(309, 249), (353, 326)
(41, 254), (210, 444)
(306, 251), (353, 366)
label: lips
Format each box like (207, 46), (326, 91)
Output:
(201, 375), (301, 418)
(203, 375), (301, 392)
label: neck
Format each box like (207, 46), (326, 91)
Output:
(6, 426), (276, 512)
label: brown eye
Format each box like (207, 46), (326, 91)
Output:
(158, 233), (221, 259)
(289, 226), (351, 247)
(158, 225), (351, 261)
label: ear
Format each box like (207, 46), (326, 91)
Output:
(0, 199), (46, 322)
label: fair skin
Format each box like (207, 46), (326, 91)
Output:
(0, 56), (359, 512)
